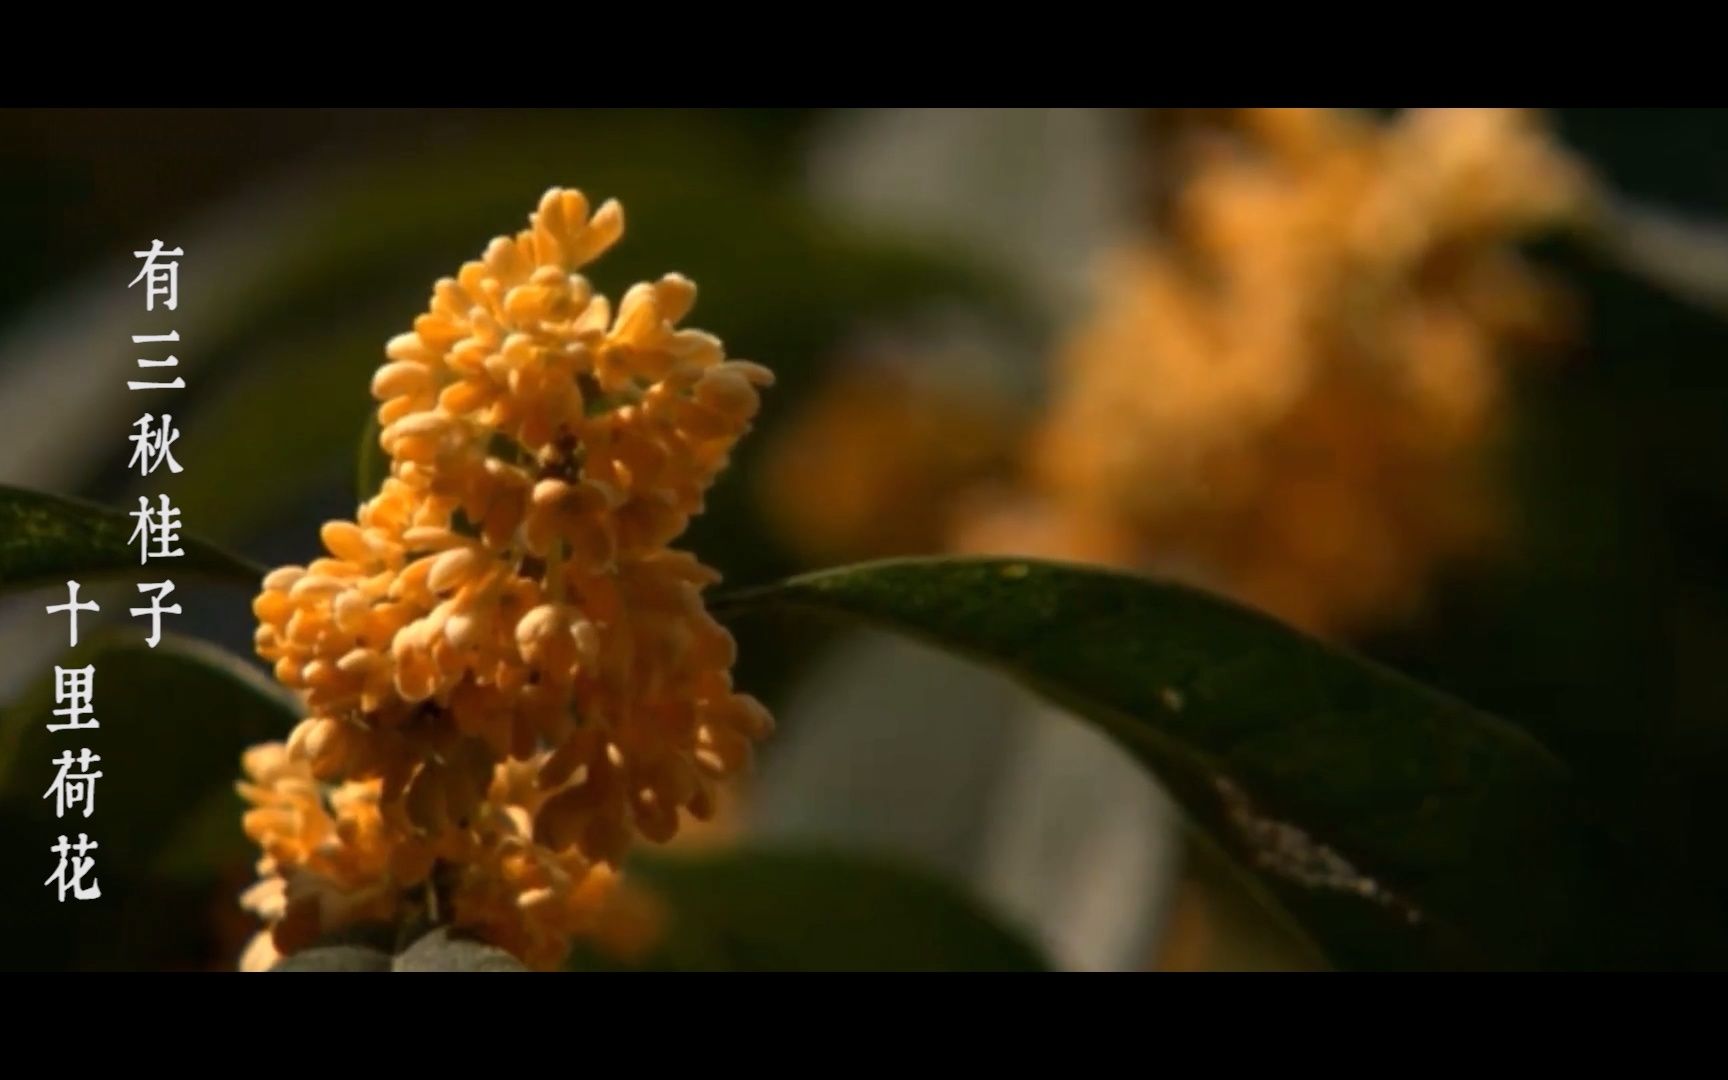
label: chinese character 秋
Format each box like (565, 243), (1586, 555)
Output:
(127, 413), (183, 476)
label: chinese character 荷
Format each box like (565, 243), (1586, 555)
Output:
(43, 749), (101, 819)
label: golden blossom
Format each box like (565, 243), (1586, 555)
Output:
(964, 108), (1594, 635)
(242, 187), (772, 968)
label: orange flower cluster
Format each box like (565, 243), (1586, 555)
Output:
(757, 356), (1021, 565)
(240, 188), (772, 968)
(963, 108), (1595, 634)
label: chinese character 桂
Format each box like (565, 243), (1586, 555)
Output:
(45, 580), (99, 648)
(43, 749), (101, 819)
(129, 580), (181, 648)
(47, 665), (98, 732)
(128, 240), (183, 312)
(128, 494), (185, 564)
(44, 834), (101, 902)
(128, 413), (184, 476)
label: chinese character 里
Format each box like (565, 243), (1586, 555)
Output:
(48, 665), (97, 732)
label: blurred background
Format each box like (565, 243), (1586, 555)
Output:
(4, 107), (1728, 971)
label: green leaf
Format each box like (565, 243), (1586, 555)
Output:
(392, 927), (529, 972)
(0, 484), (262, 592)
(357, 411), (386, 506)
(712, 556), (1728, 970)
(271, 945), (394, 972)
(157, 112), (1015, 553)
(0, 633), (298, 970)
(567, 847), (1049, 972)
(266, 925), (527, 972)
(0, 632), (298, 880)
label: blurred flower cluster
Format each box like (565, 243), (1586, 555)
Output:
(758, 350), (1022, 566)
(769, 108), (1595, 637)
(240, 188), (773, 969)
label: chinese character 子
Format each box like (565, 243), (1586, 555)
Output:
(128, 494), (185, 564)
(45, 580), (99, 648)
(44, 749), (102, 819)
(48, 665), (97, 732)
(128, 240), (183, 312)
(129, 331), (185, 390)
(45, 834), (100, 902)
(129, 580), (181, 648)
(128, 413), (183, 475)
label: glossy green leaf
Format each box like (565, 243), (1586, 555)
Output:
(357, 411), (386, 505)
(266, 924), (527, 972)
(271, 945), (394, 972)
(150, 112), (1016, 554)
(712, 556), (1728, 970)
(0, 633), (298, 970)
(0, 633), (297, 879)
(567, 847), (1048, 972)
(0, 484), (262, 592)
(392, 927), (529, 972)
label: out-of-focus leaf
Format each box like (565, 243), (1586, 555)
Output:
(567, 847), (1048, 972)
(267, 924), (526, 972)
(1596, 196), (1728, 318)
(150, 111), (1019, 563)
(0, 484), (261, 591)
(713, 556), (1728, 970)
(0, 633), (295, 970)
(392, 927), (529, 972)
(356, 411), (385, 505)
(0, 633), (297, 879)
(271, 945), (393, 972)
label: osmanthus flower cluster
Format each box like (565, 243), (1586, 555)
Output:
(753, 110), (1595, 638)
(756, 351), (1022, 566)
(238, 188), (773, 970)
(960, 108), (1597, 635)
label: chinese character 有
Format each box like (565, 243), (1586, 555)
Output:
(128, 240), (182, 312)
